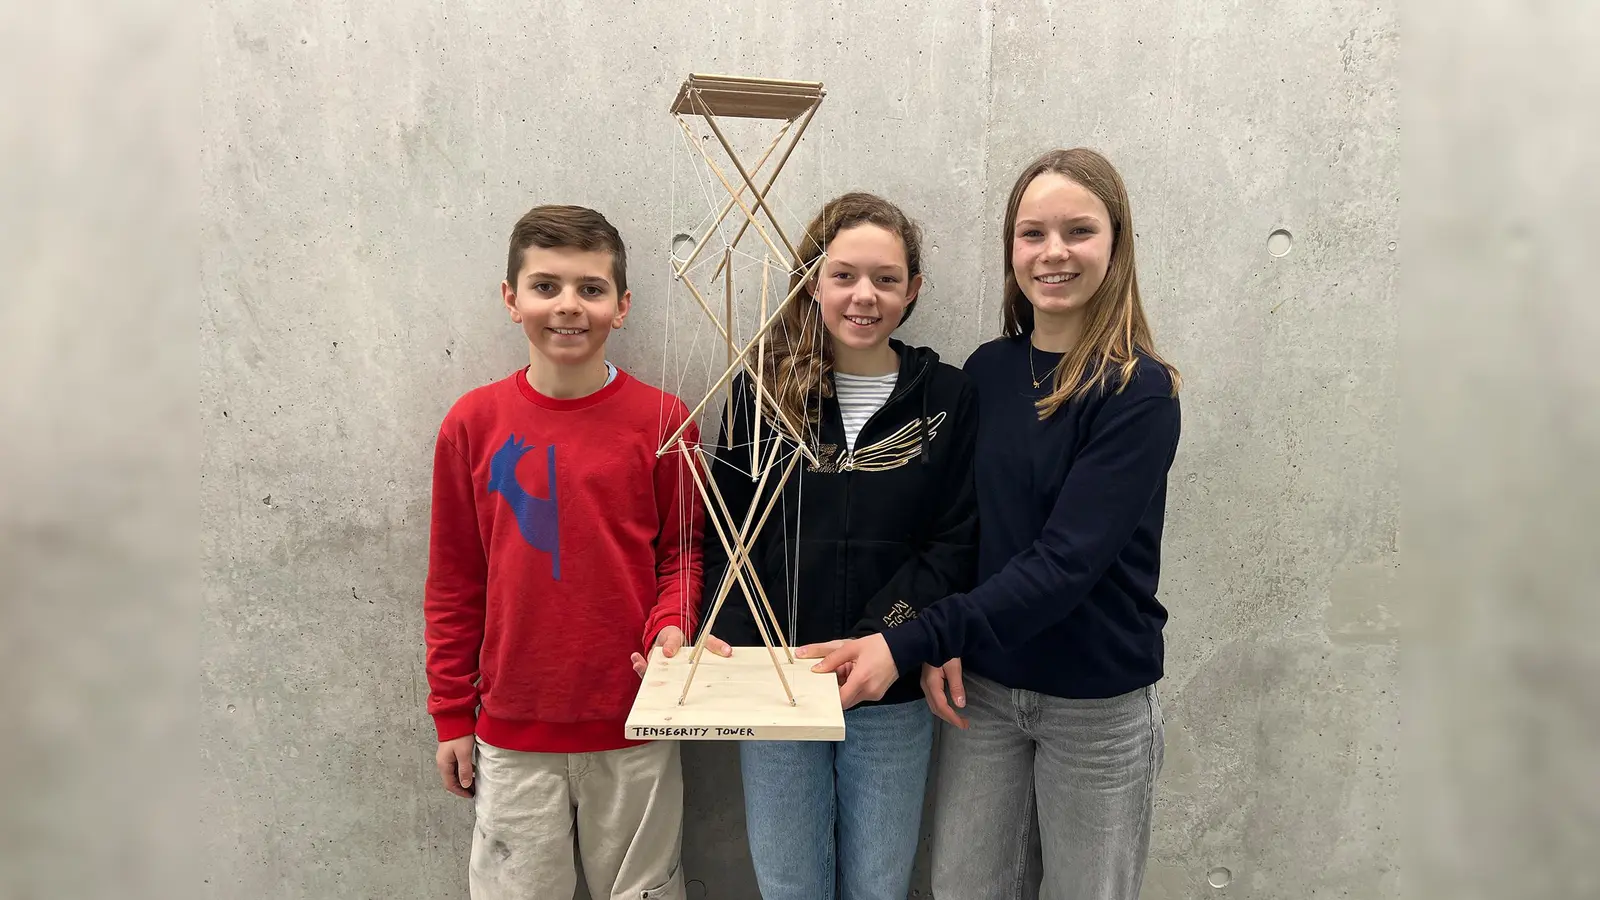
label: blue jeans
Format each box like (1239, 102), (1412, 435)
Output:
(930, 672), (1164, 900)
(739, 700), (934, 900)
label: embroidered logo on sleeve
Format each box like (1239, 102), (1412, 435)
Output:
(882, 600), (918, 628)
(488, 435), (561, 580)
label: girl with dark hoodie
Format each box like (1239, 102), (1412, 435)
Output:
(696, 192), (979, 900)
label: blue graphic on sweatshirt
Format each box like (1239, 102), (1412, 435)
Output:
(488, 435), (560, 580)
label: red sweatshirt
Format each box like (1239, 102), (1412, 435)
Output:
(423, 367), (704, 752)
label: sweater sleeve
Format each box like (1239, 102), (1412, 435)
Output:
(848, 377), (980, 636)
(882, 387), (1180, 672)
(643, 402), (707, 651)
(422, 424), (487, 742)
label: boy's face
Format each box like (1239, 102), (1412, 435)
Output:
(501, 246), (630, 367)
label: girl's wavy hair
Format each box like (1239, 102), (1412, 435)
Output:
(1001, 148), (1180, 418)
(761, 192), (923, 427)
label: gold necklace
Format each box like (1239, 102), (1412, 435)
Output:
(1029, 345), (1044, 388)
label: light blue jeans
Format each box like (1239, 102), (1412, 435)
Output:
(931, 672), (1164, 900)
(739, 700), (935, 900)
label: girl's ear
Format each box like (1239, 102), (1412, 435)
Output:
(905, 273), (924, 306)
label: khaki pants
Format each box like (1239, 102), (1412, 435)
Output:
(469, 738), (684, 900)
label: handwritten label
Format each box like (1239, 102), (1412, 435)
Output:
(629, 725), (758, 739)
(630, 726), (710, 738)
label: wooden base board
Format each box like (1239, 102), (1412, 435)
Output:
(625, 646), (845, 741)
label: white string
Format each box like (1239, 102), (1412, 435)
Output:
(660, 121), (684, 637)
(655, 103), (828, 653)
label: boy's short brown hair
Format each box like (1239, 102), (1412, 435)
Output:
(505, 205), (629, 294)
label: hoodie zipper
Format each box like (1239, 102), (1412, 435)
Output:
(832, 357), (932, 636)
(839, 360), (932, 472)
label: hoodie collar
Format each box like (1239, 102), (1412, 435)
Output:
(881, 339), (938, 465)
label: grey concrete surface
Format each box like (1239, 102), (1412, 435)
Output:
(199, 0), (1397, 897)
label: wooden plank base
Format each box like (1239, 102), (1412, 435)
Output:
(626, 646), (845, 741)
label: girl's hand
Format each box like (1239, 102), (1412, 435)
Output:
(921, 659), (969, 729)
(795, 639), (846, 658)
(811, 634), (900, 708)
(796, 640), (852, 682)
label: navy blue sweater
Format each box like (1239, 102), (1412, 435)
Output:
(882, 335), (1181, 699)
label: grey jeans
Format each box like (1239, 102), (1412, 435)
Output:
(930, 672), (1164, 900)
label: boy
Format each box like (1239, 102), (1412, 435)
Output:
(423, 204), (703, 900)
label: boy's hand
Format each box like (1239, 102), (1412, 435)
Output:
(631, 626), (685, 677)
(632, 626), (732, 677)
(436, 736), (475, 798)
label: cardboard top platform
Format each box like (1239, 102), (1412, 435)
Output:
(670, 73), (825, 120)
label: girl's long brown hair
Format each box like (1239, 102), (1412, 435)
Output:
(762, 192), (924, 428)
(1001, 149), (1180, 418)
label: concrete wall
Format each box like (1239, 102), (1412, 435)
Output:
(200, 0), (1397, 896)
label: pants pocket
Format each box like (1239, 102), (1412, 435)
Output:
(639, 862), (685, 900)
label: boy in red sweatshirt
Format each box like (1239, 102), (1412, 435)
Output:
(423, 204), (703, 900)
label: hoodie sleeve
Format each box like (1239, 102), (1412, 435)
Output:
(848, 374), (980, 638)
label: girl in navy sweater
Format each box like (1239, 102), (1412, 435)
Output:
(817, 149), (1182, 900)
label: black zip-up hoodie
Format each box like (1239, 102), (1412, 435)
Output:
(698, 340), (980, 707)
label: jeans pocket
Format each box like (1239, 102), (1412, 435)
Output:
(640, 862), (685, 900)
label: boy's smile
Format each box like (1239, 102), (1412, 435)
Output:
(543, 321), (593, 347)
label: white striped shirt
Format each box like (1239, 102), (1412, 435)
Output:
(834, 371), (899, 452)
